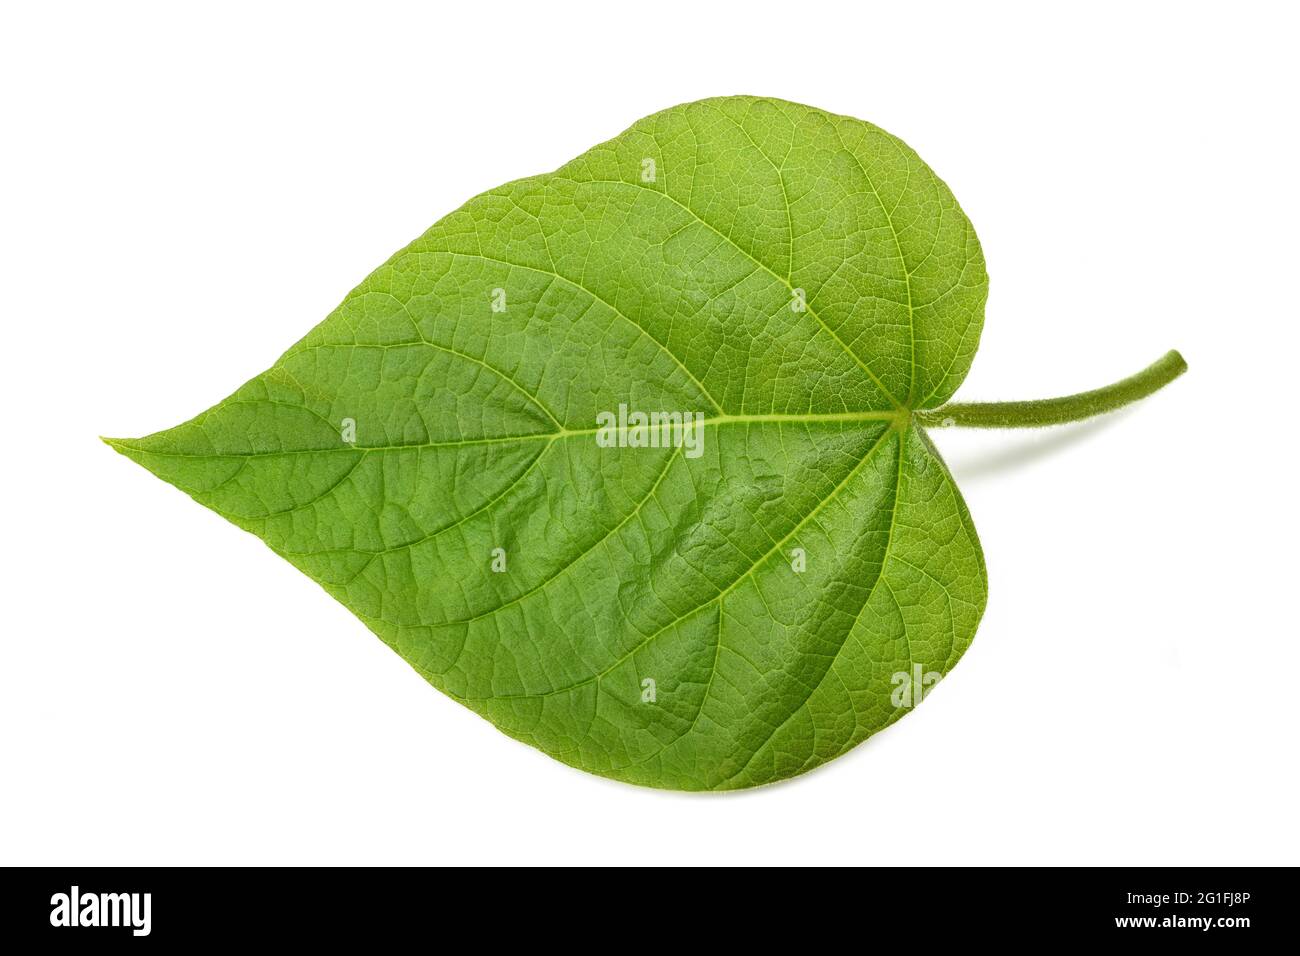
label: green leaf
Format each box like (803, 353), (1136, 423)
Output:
(108, 95), (990, 790)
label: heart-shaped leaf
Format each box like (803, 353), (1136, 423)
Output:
(110, 95), (996, 790)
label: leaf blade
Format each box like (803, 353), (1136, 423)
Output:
(111, 96), (989, 790)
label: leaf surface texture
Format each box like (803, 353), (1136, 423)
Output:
(112, 96), (989, 790)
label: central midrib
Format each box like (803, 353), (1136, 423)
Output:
(116, 410), (911, 459)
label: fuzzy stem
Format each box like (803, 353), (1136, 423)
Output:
(916, 350), (1187, 429)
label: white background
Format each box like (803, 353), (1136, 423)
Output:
(2, 1), (1296, 866)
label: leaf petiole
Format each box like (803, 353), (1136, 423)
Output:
(916, 350), (1187, 429)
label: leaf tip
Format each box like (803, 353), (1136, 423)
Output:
(101, 436), (141, 460)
